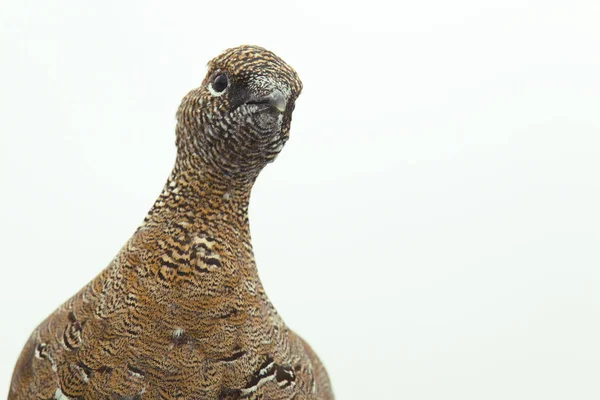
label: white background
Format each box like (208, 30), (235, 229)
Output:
(1, 1), (599, 399)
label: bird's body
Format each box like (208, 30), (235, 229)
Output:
(9, 46), (333, 400)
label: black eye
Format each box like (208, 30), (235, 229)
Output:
(212, 73), (228, 93)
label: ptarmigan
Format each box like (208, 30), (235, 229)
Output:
(9, 45), (333, 400)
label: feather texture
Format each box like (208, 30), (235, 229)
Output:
(9, 45), (333, 400)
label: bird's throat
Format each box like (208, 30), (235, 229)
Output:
(132, 158), (261, 298)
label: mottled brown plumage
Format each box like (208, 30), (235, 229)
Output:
(9, 45), (333, 400)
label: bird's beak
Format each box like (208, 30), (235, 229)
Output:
(267, 90), (287, 112)
(244, 89), (287, 112)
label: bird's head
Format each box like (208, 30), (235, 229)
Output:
(175, 45), (303, 183)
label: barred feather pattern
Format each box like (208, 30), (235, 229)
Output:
(9, 45), (333, 400)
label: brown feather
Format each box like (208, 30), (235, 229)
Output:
(9, 45), (333, 400)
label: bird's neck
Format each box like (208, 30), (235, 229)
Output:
(130, 156), (268, 315)
(140, 155), (258, 272)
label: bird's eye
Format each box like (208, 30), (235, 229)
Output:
(212, 73), (228, 93)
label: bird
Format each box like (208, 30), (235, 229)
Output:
(9, 45), (333, 400)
